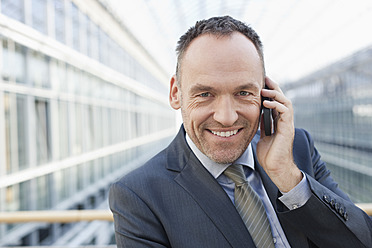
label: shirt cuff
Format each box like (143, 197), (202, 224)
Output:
(278, 172), (311, 210)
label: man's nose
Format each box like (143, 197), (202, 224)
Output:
(213, 96), (238, 126)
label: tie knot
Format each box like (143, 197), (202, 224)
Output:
(224, 164), (247, 185)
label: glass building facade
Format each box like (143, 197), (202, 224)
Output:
(284, 46), (372, 204)
(0, 0), (176, 246)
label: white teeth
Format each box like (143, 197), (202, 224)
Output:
(211, 129), (238, 137)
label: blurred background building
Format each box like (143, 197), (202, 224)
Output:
(283, 46), (372, 203)
(0, 0), (176, 245)
(0, 0), (371, 246)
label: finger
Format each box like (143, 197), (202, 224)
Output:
(263, 100), (291, 121)
(263, 79), (292, 116)
(262, 86), (293, 113)
(263, 101), (289, 134)
(265, 77), (283, 94)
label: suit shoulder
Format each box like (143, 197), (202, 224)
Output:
(293, 128), (315, 150)
(113, 148), (173, 187)
(294, 128), (312, 140)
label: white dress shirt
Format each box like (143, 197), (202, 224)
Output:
(186, 134), (311, 248)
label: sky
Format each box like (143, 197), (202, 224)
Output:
(105, 0), (372, 85)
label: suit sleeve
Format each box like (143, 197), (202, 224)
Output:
(109, 181), (170, 248)
(277, 129), (372, 248)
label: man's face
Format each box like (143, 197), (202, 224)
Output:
(170, 32), (264, 164)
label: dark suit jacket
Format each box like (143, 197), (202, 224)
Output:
(109, 126), (372, 247)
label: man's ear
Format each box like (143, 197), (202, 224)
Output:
(169, 75), (181, 110)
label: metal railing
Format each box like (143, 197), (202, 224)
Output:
(0, 203), (371, 223)
(1, 246), (116, 248)
(0, 210), (113, 223)
(358, 203), (372, 216)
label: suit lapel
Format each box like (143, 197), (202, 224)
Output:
(168, 126), (255, 247)
(174, 156), (255, 247)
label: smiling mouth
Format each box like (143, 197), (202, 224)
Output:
(210, 129), (240, 138)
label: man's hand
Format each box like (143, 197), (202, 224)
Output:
(257, 77), (302, 193)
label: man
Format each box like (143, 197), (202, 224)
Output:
(109, 16), (372, 247)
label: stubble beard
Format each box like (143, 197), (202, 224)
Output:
(185, 118), (258, 164)
(180, 92), (259, 164)
(202, 138), (249, 164)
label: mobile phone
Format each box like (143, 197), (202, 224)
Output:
(262, 85), (272, 136)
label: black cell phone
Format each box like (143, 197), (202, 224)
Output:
(262, 85), (272, 136)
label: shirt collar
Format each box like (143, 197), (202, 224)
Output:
(185, 133), (255, 179)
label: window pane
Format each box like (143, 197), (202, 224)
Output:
(17, 94), (28, 170)
(1, 40), (11, 81)
(54, 0), (65, 43)
(81, 13), (88, 56)
(35, 99), (51, 164)
(1, 0), (24, 22)
(3, 93), (28, 173)
(77, 163), (85, 190)
(14, 44), (27, 84)
(19, 181), (30, 210)
(4, 93), (12, 173)
(5, 185), (19, 211)
(57, 61), (67, 92)
(98, 28), (107, 64)
(32, 0), (47, 34)
(74, 103), (82, 154)
(29, 51), (50, 88)
(59, 101), (70, 158)
(90, 23), (99, 60)
(71, 3), (80, 51)
(2, 41), (27, 83)
(36, 175), (51, 209)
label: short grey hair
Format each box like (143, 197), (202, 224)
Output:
(175, 16), (265, 82)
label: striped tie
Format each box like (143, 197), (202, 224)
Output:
(224, 164), (275, 248)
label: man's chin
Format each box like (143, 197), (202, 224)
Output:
(207, 151), (242, 164)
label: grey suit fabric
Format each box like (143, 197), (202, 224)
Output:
(109, 126), (372, 248)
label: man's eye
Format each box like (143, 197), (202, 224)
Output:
(199, 92), (211, 97)
(238, 91), (251, 96)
